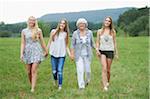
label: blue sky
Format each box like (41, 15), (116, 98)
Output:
(0, 0), (149, 23)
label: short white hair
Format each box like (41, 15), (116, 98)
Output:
(76, 18), (88, 27)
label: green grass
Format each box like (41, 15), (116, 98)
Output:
(0, 37), (149, 99)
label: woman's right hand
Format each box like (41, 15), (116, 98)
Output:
(44, 51), (48, 57)
(70, 54), (75, 61)
(96, 50), (101, 57)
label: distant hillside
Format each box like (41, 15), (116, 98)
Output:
(39, 7), (132, 23)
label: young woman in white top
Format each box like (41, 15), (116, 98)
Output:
(47, 19), (71, 90)
(96, 16), (118, 91)
(20, 16), (48, 92)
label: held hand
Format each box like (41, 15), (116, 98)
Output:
(44, 51), (48, 57)
(70, 54), (75, 61)
(68, 53), (72, 59)
(96, 50), (101, 57)
(20, 54), (24, 62)
(114, 54), (119, 60)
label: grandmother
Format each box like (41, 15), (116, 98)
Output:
(71, 18), (95, 89)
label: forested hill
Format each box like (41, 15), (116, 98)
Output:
(1, 7), (149, 37)
(39, 7), (131, 23)
(117, 6), (149, 36)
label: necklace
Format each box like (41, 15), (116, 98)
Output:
(104, 35), (109, 42)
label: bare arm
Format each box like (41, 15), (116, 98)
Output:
(47, 30), (55, 50)
(96, 29), (101, 56)
(113, 30), (119, 58)
(70, 48), (75, 60)
(70, 32), (76, 60)
(39, 29), (48, 56)
(96, 30), (100, 50)
(47, 32), (53, 49)
(66, 35), (71, 57)
(91, 31), (96, 49)
(20, 31), (25, 61)
(66, 44), (71, 57)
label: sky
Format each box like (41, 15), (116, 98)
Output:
(0, 0), (149, 24)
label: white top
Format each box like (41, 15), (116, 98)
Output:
(99, 33), (114, 51)
(80, 36), (88, 56)
(49, 29), (67, 57)
(80, 36), (87, 43)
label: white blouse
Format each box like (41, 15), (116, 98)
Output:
(80, 36), (88, 56)
(49, 30), (67, 57)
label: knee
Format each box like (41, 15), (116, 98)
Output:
(102, 65), (107, 72)
(32, 69), (37, 75)
(58, 69), (62, 75)
(107, 70), (110, 74)
(27, 71), (31, 75)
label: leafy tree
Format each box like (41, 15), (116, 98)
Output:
(38, 21), (51, 37)
(0, 31), (12, 37)
(117, 7), (149, 36)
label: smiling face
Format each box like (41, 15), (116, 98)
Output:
(59, 20), (66, 30)
(28, 17), (36, 28)
(104, 17), (112, 27)
(78, 23), (86, 30)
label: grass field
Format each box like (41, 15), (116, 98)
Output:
(0, 37), (149, 99)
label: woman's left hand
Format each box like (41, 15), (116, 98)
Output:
(44, 51), (48, 57)
(114, 54), (119, 60)
(20, 54), (24, 62)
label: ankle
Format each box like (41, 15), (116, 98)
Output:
(58, 86), (62, 91)
(31, 88), (34, 93)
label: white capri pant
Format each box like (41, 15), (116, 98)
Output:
(76, 56), (91, 88)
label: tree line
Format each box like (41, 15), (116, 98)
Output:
(0, 7), (149, 37)
(0, 21), (102, 37)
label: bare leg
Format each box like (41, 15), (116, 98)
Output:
(31, 63), (39, 92)
(25, 64), (32, 84)
(106, 58), (113, 83)
(100, 55), (108, 88)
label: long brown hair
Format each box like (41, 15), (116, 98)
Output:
(101, 16), (115, 36)
(52, 18), (70, 46)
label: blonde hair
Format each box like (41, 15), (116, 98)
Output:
(27, 16), (40, 41)
(52, 18), (70, 46)
(101, 16), (115, 36)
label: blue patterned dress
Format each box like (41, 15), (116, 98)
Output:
(22, 28), (45, 64)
